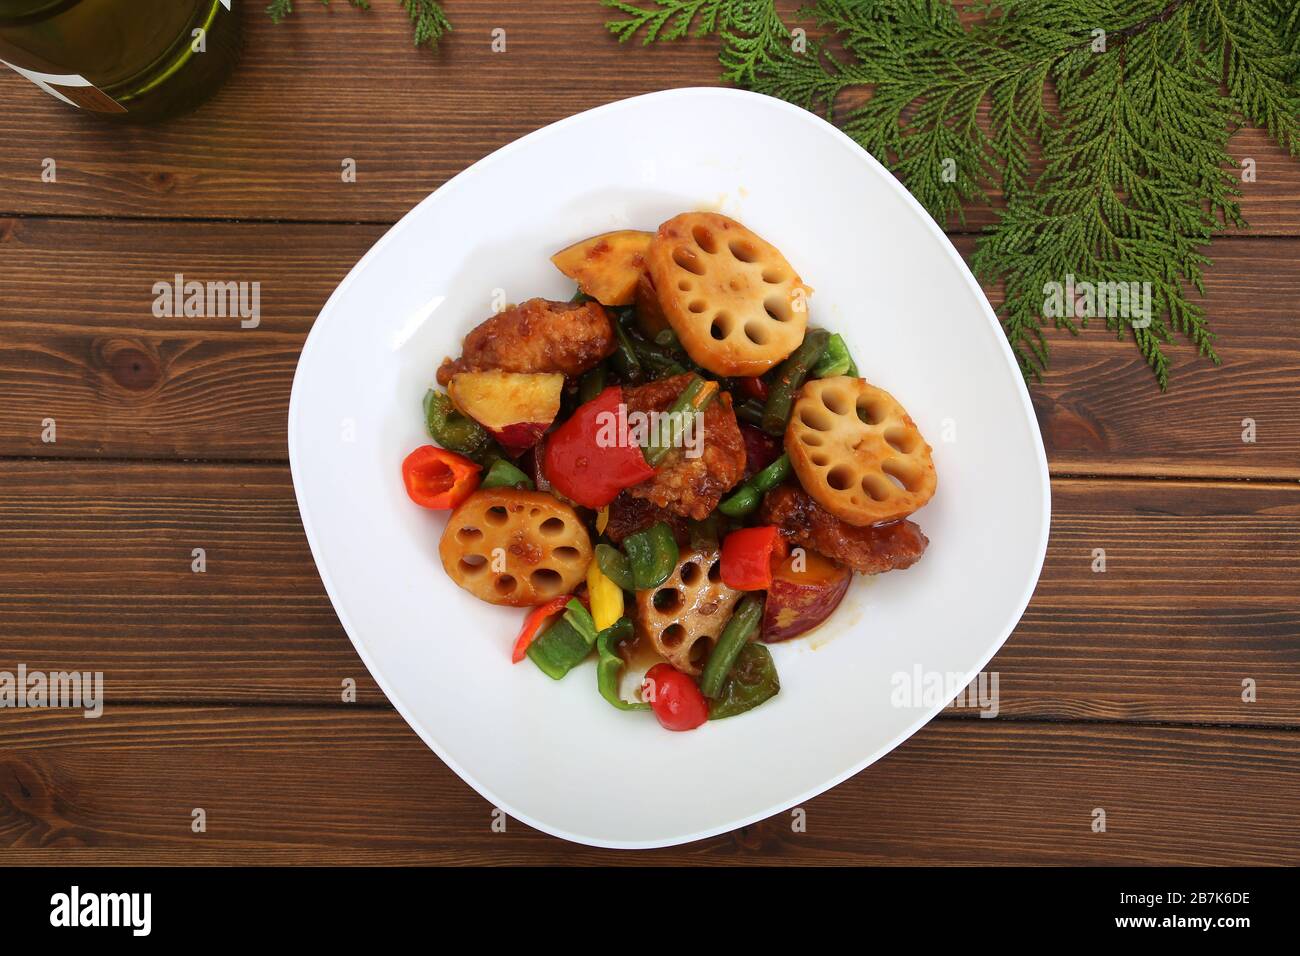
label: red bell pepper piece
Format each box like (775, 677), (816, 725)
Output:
(542, 386), (656, 509)
(739, 376), (769, 401)
(401, 445), (481, 510)
(720, 525), (788, 591)
(511, 595), (573, 663)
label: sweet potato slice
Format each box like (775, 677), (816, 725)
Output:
(448, 370), (563, 454)
(551, 230), (654, 306)
(761, 549), (852, 642)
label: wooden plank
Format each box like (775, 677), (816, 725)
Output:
(0, 460), (1295, 722)
(950, 235), (1300, 479)
(0, 706), (1294, 863)
(0, 217), (385, 459)
(0, 2), (1297, 233)
(0, 461), (381, 705)
(3, 220), (1299, 474)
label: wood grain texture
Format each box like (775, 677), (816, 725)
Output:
(3, 218), (1298, 475)
(0, 460), (1295, 722)
(0, 706), (1295, 864)
(0, 2), (1297, 233)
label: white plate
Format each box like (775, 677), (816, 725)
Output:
(288, 88), (1050, 849)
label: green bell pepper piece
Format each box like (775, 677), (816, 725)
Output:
(526, 599), (598, 680)
(700, 593), (765, 698)
(623, 522), (679, 591)
(479, 458), (535, 491)
(423, 389), (495, 462)
(709, 642), (780, 719)
(595, 618), (650, 711)
(595, 543), (635, 591)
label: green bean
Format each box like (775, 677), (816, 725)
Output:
(595, 543), (635, 592)
(623, 522), (679, 591)
(708, 642), (780, 719)
(718, 453), (791, 518)
(700, 594), (765, 699)
(811, 333), (858, 378)
(688, 514), (722, 551)
(609, 317), (643, 379)
(643, 376), (718, 467)
(578, 364), (607, 403)
(760, 328), (830, 436)
(629, 337), (688, 377)
(734, 398), (766, 429)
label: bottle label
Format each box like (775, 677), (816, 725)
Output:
(0, 58), (126, 113)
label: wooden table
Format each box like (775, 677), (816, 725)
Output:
(1, 2), (1296, 865)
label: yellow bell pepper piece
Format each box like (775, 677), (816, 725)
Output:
(587, 557), (624, 632)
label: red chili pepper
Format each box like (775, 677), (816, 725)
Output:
(401, 445), (481, 510)
(720, 525), (788, 591)
(542, 386), (656, 509)
(511, 595), (573, 663)
(739, 376), (769, 401)
(642, 663), (709, 732)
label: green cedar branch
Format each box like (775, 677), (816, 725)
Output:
(267, 0), (450, 50)
(602, 0), (1300, 389)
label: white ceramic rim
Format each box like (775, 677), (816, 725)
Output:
(287, 87), (1052, 849)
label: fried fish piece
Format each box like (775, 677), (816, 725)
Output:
(622, 374), (745, 521)
(436, 298), (616, 386)
(760, 484), (928, 574)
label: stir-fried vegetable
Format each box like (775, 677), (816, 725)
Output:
(595, 543), (635, 591)
(709, 642), (780, 719)
(527, 598), (599, 679)
(700, 594), (765, 698)
(587, 557), (625, 631)
(811, 333), (858, 378)
(642, 663), (709, 731)
(578, 364), (607, 403)
(720, 525), (786, 591)
(401, 445), (481, 510)
(719, 453), (792, 518)
(542, 386), (656, 508)
(734, 398), (766, 429)
(423, 389), (496, 462)
(511, 596), (573, 663)
(760, 328), (830, 436)
(595, 618), (650, 711)
(643, 375), (719, 468)
(623, 522), (680, 590)
(479, 458), (535, 491)
(609, 314), (643, 379)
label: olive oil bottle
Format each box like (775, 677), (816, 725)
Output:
(0, 0), (241, 121)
